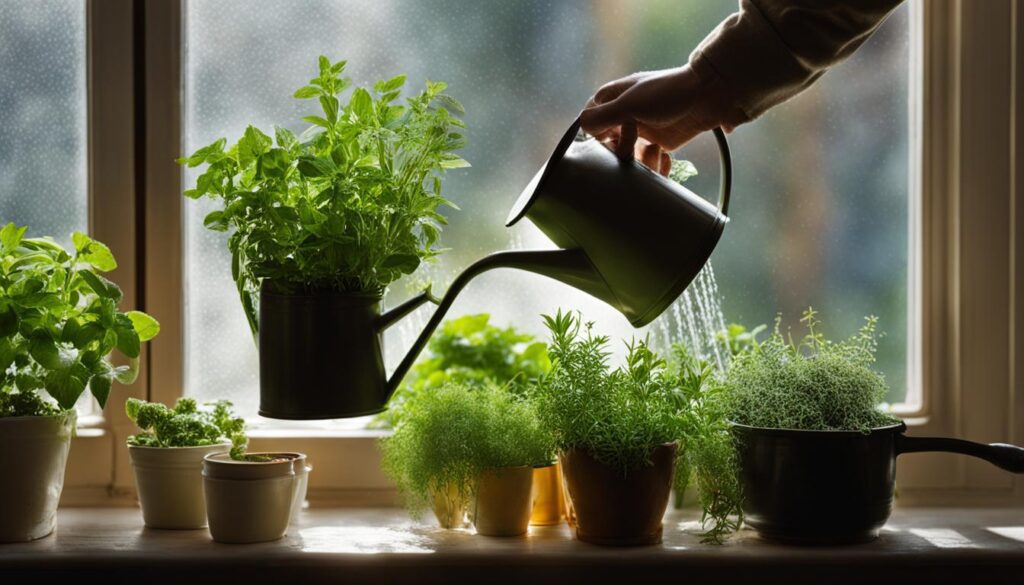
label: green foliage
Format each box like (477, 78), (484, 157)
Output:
(180, 56), (468, 335)
(668, 159), (698, 184)
(531, 310), (686, 473)
(125, 397), (248, 459)
(380, 382), (554, 519)
(374, 313), (549, 427)
(667, 344), (743, 544)
(0, 223), (160, 414)
(717, 322), (766, 357)
(723, 308), (900, 432)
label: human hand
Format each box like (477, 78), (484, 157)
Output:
(580, 64), (745, 175)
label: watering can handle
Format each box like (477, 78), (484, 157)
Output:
(711, 127), (732, 217)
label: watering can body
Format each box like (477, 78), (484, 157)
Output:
(257, 119), (732, 419)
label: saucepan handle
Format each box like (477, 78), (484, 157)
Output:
(711, 128), (732, 217)
(895, 433), (1024, 473)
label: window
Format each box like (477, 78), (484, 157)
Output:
(181, 1), (912, 427)
(0, 0), (94, 415)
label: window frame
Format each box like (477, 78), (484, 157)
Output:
(63, 0), (1024, 506)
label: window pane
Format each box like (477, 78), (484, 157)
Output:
(183, 0), (911, 426)
(0, 0), (92, 412)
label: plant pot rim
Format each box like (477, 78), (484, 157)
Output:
(561, 441), (679, 457)
(204, 451), (303, 465)
(127, 440), (232, 451)
(260, 282), (382, 301)
(729, 421), (906, 437)
(0, 410), (76, 423)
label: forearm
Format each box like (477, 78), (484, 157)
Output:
(689, 0), (904, 122)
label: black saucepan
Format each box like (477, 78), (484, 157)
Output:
(732, 422), (1024, 544)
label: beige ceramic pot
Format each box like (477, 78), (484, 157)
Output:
(0, 411), (75, 542)
(128, 442), (231, 529)
(203, 452), (301, 544)
(530, 462), (565, 526)
(472, 466), (535, 537)
(430, 480), (468, 529)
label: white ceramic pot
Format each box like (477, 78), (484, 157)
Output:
(472, 466), (535, 537)
(289, 454), (312, 523)
(0, 411), (76, 542)
(203, 452), (302, 544)
(128, 443), (230, 529)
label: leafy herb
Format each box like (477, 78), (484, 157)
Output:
(668, 159), (698, 184)
(0, 223), (160, 415)
(531, 310), (741, 543)
(374, 313), (549, 428)
(723, 308), (900, 432)
(180, 56), (468, 335)
(125, 397), (248, 460)
(380, 382), (554, 520)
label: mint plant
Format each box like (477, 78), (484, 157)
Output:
(180, 56), (469, 335)
(0, 223), (160, 416)
(126, 397), (248, 460)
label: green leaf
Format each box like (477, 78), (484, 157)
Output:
(126, 310), (160, 342)
(275, 126), (299, 152)
(203, 210), (228, 231)
(89, 372), (112, 409)
(0, 337), (16, 371)
(374, 74), (407, 93)
(293, 85), (320, 99)
(115, 321), (141, 359)
(44, 365), (89, 410)
(440, 155), (470, 169)
(301, 115), (331, 129)
(28, 334), (62, 369)
(237, 125), (273, 167)
(381, 254), (420, 274)
(349, 88), (373, 121)
(0, 301), (19, 338)
(78, 236), (118, 272)
(71, 322), (105, 349)
(79, 270), (124, 302)
(113, 357), (139, 385)
(0, 222), (27, 252)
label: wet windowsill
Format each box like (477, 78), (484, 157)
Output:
(3, 507), (1024, 583)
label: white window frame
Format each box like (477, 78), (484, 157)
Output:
(63, 0), (1024, 507)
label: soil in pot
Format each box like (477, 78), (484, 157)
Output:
(560, 442), (677, 546)
(473, 466), (534, 536)
(202, 452), (301, 544)
(0, 411), (75, 542)
(129, 443), (231, 529)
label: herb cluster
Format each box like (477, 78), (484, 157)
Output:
(125, 398), (248, 460)
(380, 382), (554, 519)
(181, 56), (468, 335)
(723, 308), (899, 432)
(0, 224), (160, 416)
(375, 313), (549, 427)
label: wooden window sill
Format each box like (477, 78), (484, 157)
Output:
(3, 508), (1024, 583)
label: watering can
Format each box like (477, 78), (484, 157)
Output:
(259, 118), (733, 419)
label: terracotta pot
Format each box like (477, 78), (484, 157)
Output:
(530, 462), (565, 526)
(128, 442), (231, 529)
(202, 452), (300, 544)
(0, 411), (75, 542)
(472, 466), (534, 536)
(560, 442), (677, 546)
(430, 481), (468, 529)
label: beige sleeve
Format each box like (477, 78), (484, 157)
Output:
(689, 0), (904, 122)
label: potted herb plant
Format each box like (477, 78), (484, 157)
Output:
(202, 450), (308, 544)
(531, 310), (741, 546)
(125, 397), (246, 529)
(180, 55), (468, 419)
(0, 224), (159, 542)
(380, 382), (554, 536)
(723, 309), (1024, 544)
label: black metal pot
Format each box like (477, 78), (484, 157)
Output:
(732, 422), (1024, 544)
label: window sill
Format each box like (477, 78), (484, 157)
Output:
(3, 508), (1023, 583)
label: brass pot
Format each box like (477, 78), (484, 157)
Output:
(530, 462), (566, 526)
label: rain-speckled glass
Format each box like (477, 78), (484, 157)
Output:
(183, 0), (911, 428)
(0, 0), (92, 414)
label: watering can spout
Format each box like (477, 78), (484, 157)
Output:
(382, 248), (600, 401)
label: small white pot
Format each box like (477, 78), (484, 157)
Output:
(289, 454), (312, 523)
(203, 452), (302, 544)
(0, 411), (76, 542)
(128, 442), (230, 529)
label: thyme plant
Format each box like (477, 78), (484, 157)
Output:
(723, 308), (900, 432)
